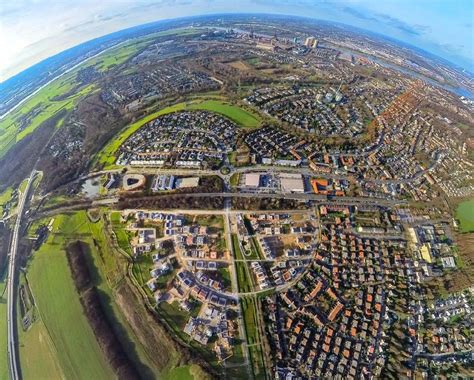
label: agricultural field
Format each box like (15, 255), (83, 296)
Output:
(0, 74), (96, 158)
(1, 29), (198, 159)
(455, 199), (474, 233)
(22, 213), (131, 376)
(17, 286), (65, 380)
(22, 210), (191, 378)
(0, 271), (8, 380)
(24, 214), (115, 379)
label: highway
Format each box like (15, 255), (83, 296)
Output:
(7, 170), (36, 380)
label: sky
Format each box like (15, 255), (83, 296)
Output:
(0, 0), (473, 82)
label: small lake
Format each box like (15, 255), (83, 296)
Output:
(81, 178), (100, 198)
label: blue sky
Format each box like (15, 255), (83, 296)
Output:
(0, 0), (473, 81)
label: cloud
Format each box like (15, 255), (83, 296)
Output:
(342, 6), (377, 21)
(343, 6), (431, 36)
(375, 13), (430, 36)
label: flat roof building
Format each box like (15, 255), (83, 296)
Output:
(280, 173), (305, 193)
(176, 177), (200, 188)
(245, 173), (261, 187)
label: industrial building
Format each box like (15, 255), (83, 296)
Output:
(280, 173), (305, 193)
(244, 173), (261, 187)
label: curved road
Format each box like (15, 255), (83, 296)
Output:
(7, 170), (36, 380)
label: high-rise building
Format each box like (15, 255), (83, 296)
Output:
(311, 39), (319, 48)
(304, 36), (316, 48)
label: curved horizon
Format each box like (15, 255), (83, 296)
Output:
(1, 1), (473, 82)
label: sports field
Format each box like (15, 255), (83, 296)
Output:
(456, 199), (474, 233)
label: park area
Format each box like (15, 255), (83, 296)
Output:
(455, 199), (474, 233)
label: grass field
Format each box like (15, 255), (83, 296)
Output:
(235, 262), (252, 293)
(24, 211), (188, 378)
(232, 234), (244, 260)
(230, 173), (240, 187)
(163, 365), (195, 380)
(241, 297), (258, 345)
(110, 211), (132, 255)
(0, 75), (97, 158)
(94, 99), (262, 168)
(241, 297), (266, 379)
(17, 301), (65, 380)
(188, 100), (260, 128)
(25, 213), (115, 379)
(0, 187), (13, 205)
(0, 270), (8, 380)
(456, 199), (474, 233)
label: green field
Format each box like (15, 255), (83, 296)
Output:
(24, 214), (115, 379)
(21, 211), (145, 378)
(236, 262), (252, 293)
(17, 298), (64, 380)
(0, 187), (13, 205)
(0, 270), (8, 380)
(0, 76), (96, 158)
(188, 100), (260, 128)
(241, 297), (266, 379)
(456, 199), (474, 232)
(94, 100), (262, 168)
(110, 211), (132, 255)
(230, 173), (240, 187)
(23, 211), (188, 378)
(163, 365), (195, 380)
(241, 297), (258, 345)
(232, 234), (244, 260)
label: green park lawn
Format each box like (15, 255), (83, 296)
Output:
(162, 365), (195, 380)
(188, 100), (260, 128)
(456, 199), (474, 233)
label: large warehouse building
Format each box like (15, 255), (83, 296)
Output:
(280, 173), (305, 193)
